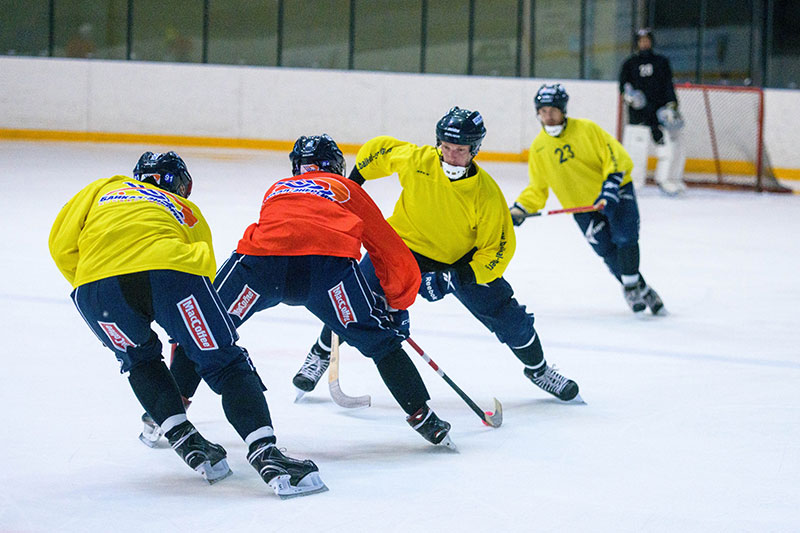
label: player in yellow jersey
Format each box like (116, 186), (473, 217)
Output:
(49, 151), (326, 498)
(510, 84), (664, 315)
(300, 107), (581, 405)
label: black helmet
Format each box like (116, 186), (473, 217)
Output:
(636, 27), (654, 46)
(435, 106), (486, 156)
(133, 151), (193, 198)
(534, 83), (569, 114)
(290, 134), (346, 176)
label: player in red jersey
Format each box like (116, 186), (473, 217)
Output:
(149, 135), (453, 449)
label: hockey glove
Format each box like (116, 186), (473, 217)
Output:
(373, 292), (411, 337)
(623, 83), (647, 110)
(509, 202), (529, 226)
(594, 172), (624, 217)
(656, 102), (684, 132)
(388, 308), (410, 338)
(419, 270), (456, 302)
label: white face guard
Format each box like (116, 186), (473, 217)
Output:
(441, 160), (469, 180)
(543, 122), (565, 137)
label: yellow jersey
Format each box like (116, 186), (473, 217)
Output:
(516, 118), (633, 213)
(49, 176), (215, 288)
(355, 136), (515, 284)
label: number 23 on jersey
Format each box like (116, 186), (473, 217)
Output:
(554, 144), (575, 164)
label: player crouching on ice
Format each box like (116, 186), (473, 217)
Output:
(49, 151), (327, 499)
(141, 135), (454, 449)
(510, 84), (665, 315)
(299, 107), (581, 406)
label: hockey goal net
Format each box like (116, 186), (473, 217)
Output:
(617, 83), (790, 193)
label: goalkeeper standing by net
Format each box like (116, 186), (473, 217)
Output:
(619, 27), (686, 195)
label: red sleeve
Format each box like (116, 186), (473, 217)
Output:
(345, 181), (420, 310)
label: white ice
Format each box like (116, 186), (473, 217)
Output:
(1, 140), (798, 532)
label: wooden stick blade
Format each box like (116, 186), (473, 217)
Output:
(328, 333), (371, 409)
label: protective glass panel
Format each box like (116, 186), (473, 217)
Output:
(583, 0), (633, 80)
(131, 0), (204, 63)
(700, 0), (753, 85)
(353, 0), (422, 73)
(473, 0), (519, 77)
(0, 0), (50, 57)
(208, 0), (279, 66)
(533, 0), (580, 78)
(652, 0), (700, 83)
(282, 0), (350, 69)
(424, 0), (469, 74)
(766, 0), (800, 88)
(53, 0), (127, 59)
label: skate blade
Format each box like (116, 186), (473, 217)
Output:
(269, 473), (329, 500)
(138, 428), (163, 448)
(294, 388), (307, 403)
(197, 458), (233, 484)
(437, 434), (458, 452)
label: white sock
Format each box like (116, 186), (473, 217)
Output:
(621, 273), (641, 288)
(160, 413), (188, 434)
(245, 426), (275, 447)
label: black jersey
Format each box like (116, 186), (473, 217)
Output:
(618, 50), (677, 111)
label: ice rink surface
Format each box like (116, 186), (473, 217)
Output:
(1, 140), (798, 532)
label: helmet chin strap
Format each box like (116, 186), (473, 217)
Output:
(441, 160), (469, 180)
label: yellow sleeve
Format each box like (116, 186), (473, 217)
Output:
(469, 178), (516, 284)
(596, 126), (634, 182)
(515, 140), (550, 213)
(48, 178), (107, 286)
(354, 136), (411, 180)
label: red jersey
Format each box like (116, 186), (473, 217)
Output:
(237, 172), (420, 310)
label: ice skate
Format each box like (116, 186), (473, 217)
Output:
(139, 412), (163, 448)
(524, 364), (582, 403)
(292, 343), (330, 401)
(623, 282), (647, 313)
(248, 441), (328, 499)
(406, 405), (456, 450)
(165, 421), (232, 484)
(641, 283), (665, 315)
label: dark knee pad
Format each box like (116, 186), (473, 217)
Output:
(375, 348), (430, 415)
(219, 369), (273, 441)
(128, 358), (185, 427)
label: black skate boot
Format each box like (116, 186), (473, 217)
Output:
(641, 283), (665, 315)
(406, 405), (455, 449)
(623, 282), (646, 313)
(165, 421), (232, 484)
(292, 343), (331, 399)
(248, 441), (328, 499)
(524, 364), (582, 402)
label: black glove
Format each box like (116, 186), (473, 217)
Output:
(419, 270), (456, 302)
(595, 172), (623, 217)
(509, 202), (528, 226)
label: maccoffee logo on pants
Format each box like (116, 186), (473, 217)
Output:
(328, 281), (356, 327)
(228, 284), (260, 319)
(178, 295), (219, 351)
(98, 321), (136, 352)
